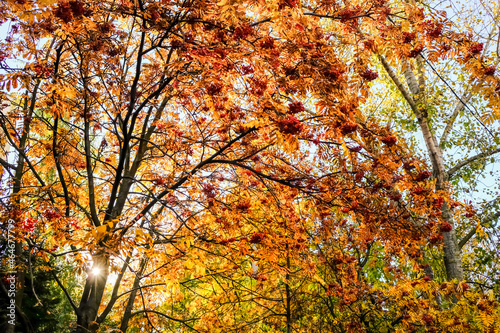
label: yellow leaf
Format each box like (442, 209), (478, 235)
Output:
(313, 274), (325, 286)
(94, 225), (107, 242)
(185, 260), (195, 269)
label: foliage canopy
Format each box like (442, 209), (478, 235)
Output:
(0, 0), (499, 332)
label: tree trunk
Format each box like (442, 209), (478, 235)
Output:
(380, 55), (464, 281)
(6, 97), (34, 333)
(440, 203), (464, 280)
(75, 251), (110, 333)
(120, 256), (148, 332)
(403, 62), (464, 281)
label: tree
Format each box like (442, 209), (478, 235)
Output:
(0, 0), (499, 332)
(0, 255), (75, 333)
(370, 0), (500, 286)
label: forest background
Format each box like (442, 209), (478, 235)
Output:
(0, 0), (500, 332)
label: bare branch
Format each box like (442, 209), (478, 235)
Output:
(51, 269), (79, 313)
(447, 147), (500, 177)
(378, 55), (421, 118)
(439, 89), (475, 147)
(459, 210), (500, 249)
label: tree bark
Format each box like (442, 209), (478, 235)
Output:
(75, 251), (110, 333)
(120, 256), (148, 332)
(380, 54), (464, 281)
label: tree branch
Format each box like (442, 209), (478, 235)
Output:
(378, 55), (420, 117)
(129, 310), (198, 327)
(303, 12), (373, 20)
(0, 156), (16, 171)
(459, 210), (500, 249)
(50, 269), (79, 314)
(439, 89), (475, 147)
(120, 127), (257, 235)
(447, 148), (500, 177)
(96, 256), (131, 323)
